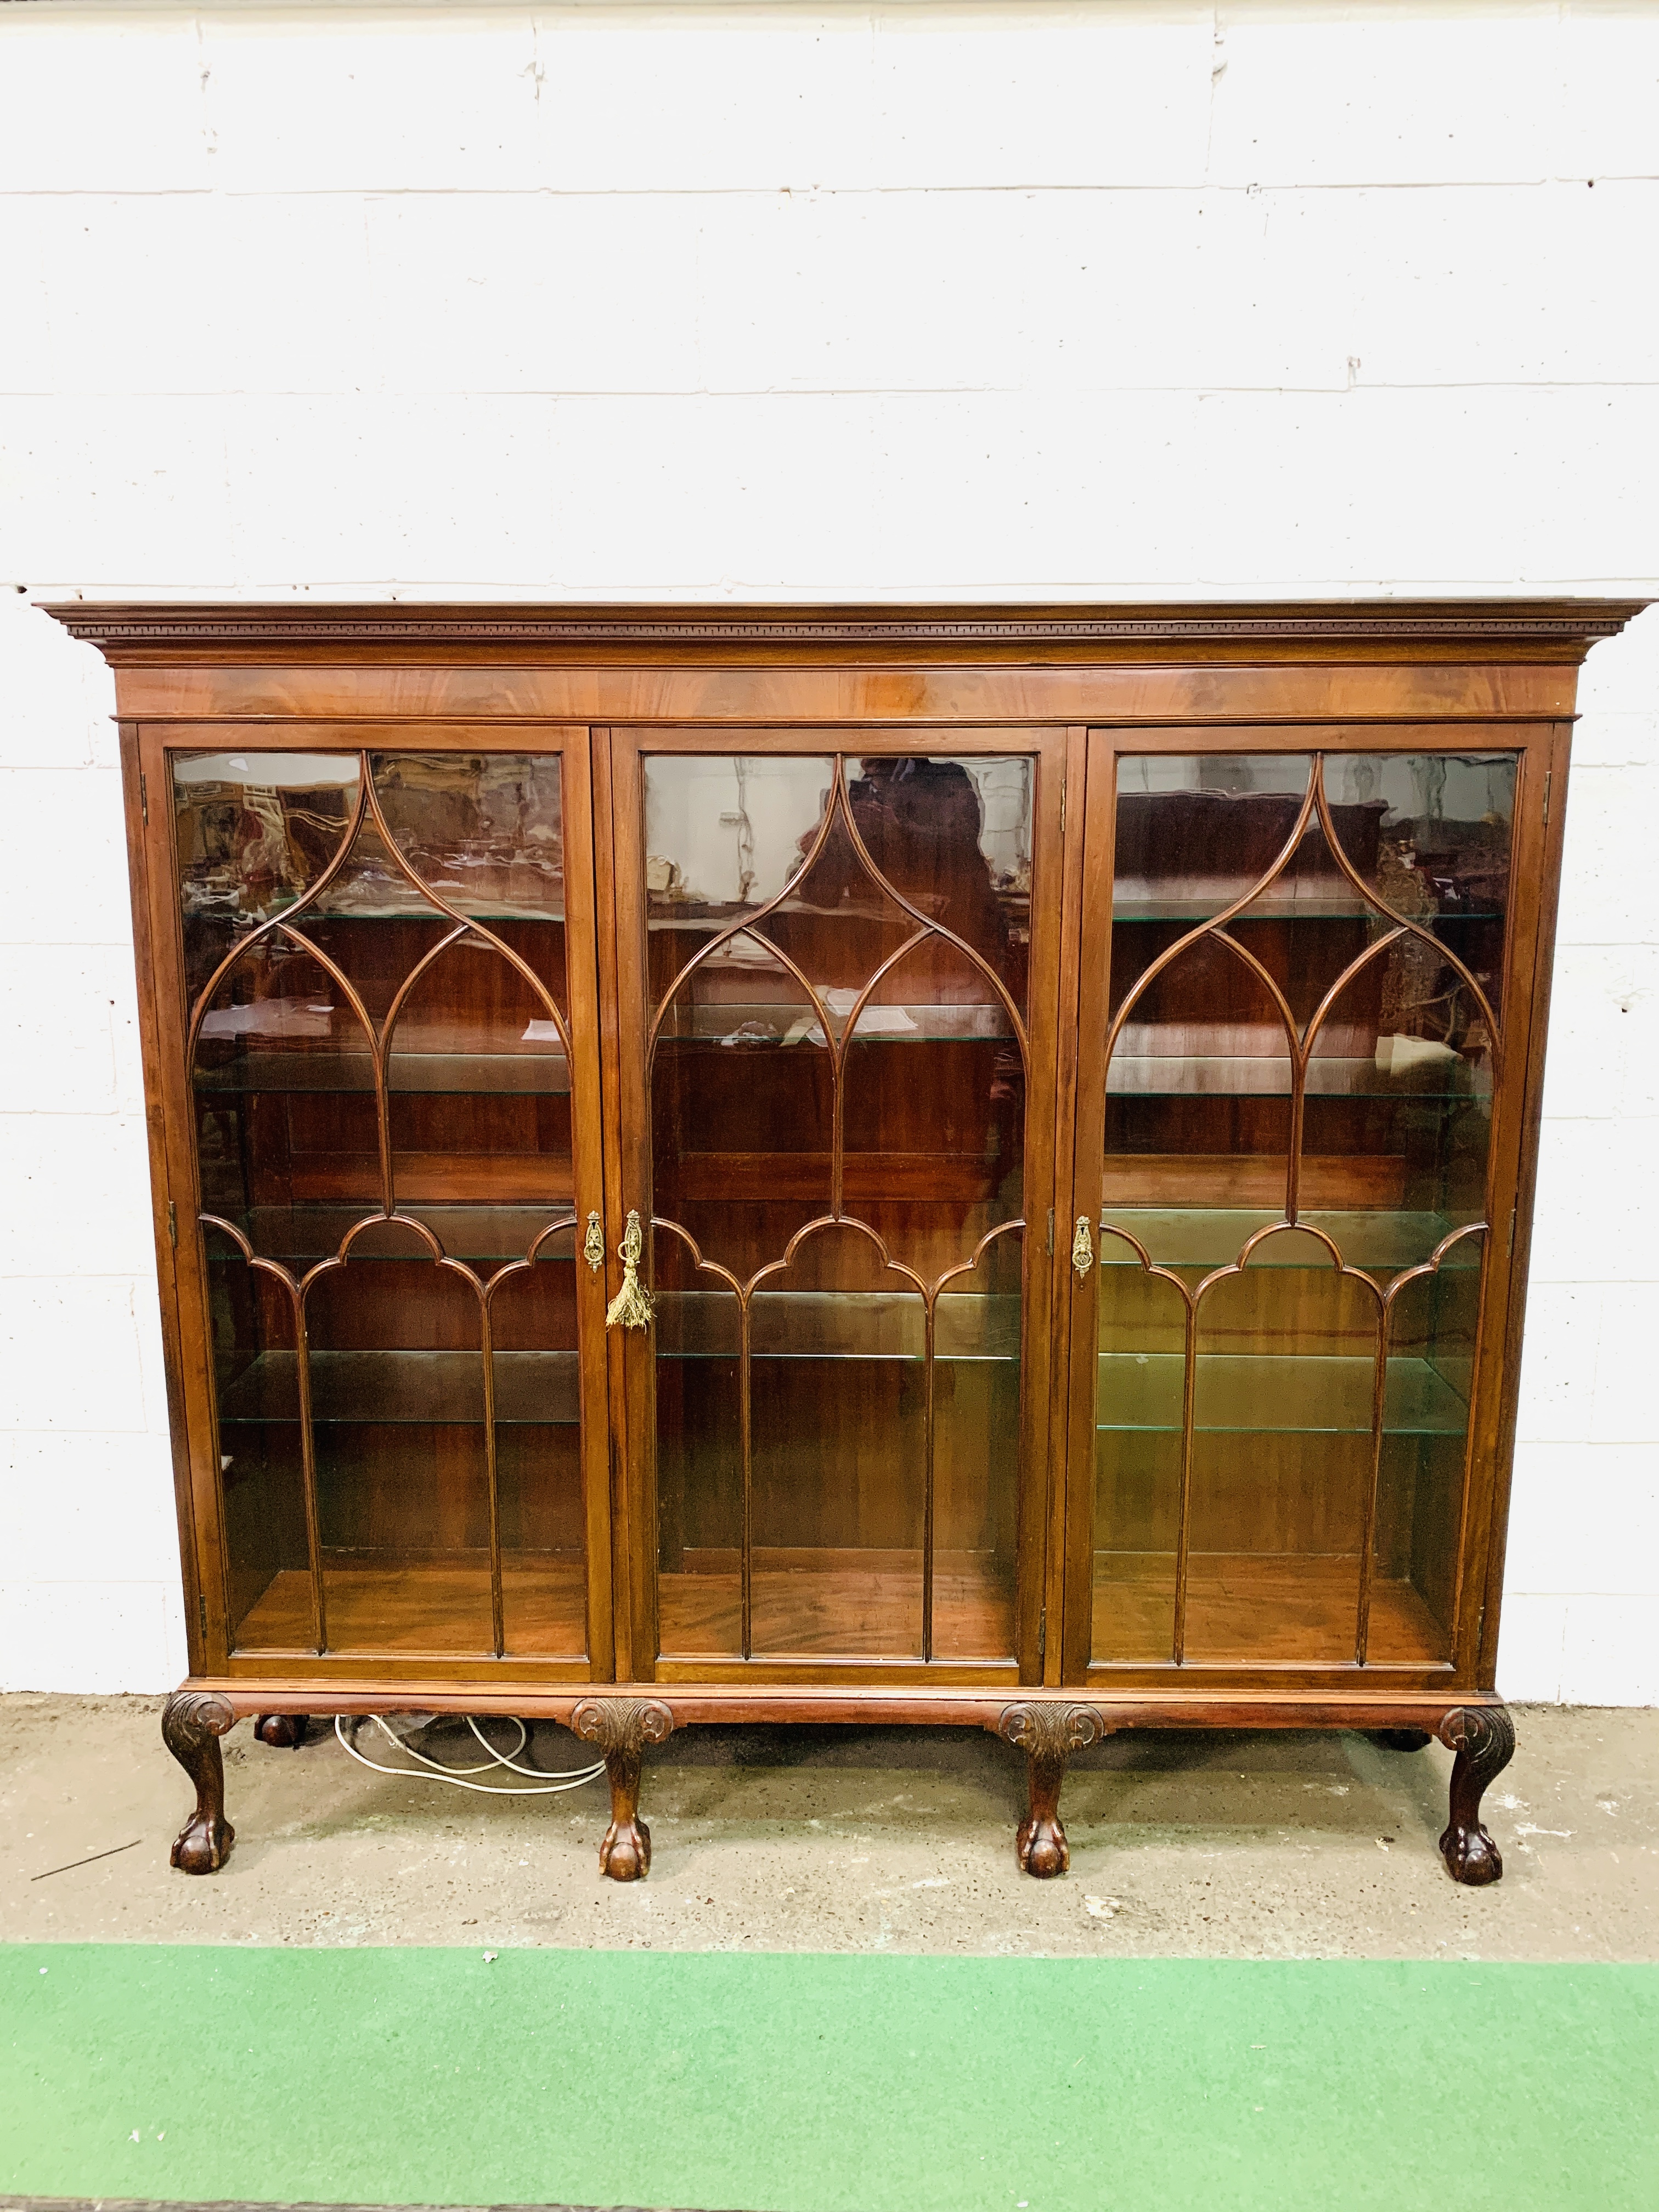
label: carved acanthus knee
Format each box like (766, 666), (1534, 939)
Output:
(162, 1690), (237, 1874)
(997, 1702), (1108, 1878)
(571, 1697), (675, 1882)
(1437, 1705), (1516, 1886)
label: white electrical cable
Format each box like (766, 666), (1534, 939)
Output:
(334, 1712), (605, 1796)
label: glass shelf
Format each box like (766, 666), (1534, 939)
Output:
(654, 1290), (1022, 1362)
(183, 893), (566, 927)
(1111, 899), (1500, 925)
(648, 896), (945, 933)
(195, 1050), (570, 1097)
(234, 1206), (579, 1263)
(1106, 1056), (1488, 1102)
(217, 1348), (580, 1426)
(1096, 1352), (1468, 1435)
(1098, 1209), (1483, 1273)
(656, 1001), (1015, 1047)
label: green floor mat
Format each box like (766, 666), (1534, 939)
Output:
(4, 1946), (1656, 2211)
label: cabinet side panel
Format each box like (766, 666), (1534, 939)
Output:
(119, 723), (200, 1675)
(137, 721), (232, 1668)
(1475, 719), (1577, 1688)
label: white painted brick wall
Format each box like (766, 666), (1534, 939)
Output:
(1, 2), (1654, 1695)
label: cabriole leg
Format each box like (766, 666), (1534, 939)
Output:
(571, 1698), (674, 1881)
(254, 1713), (308, 1747)
(161, 1690), (236, 1874)
(1438, 1706), (1516, 1885)
(997, 1703), (1107, 1878)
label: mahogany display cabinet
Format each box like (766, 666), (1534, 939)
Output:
(57, 599), (1641, 1887)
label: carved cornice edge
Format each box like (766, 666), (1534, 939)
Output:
(40, 597), (1648, 659)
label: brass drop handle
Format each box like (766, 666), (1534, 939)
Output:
(583, 1211), (605, 1273)
(1071, 1215), (1095, 1282)
(604, 1209), (655, 1330)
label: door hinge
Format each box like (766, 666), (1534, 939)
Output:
(1542, 770), (1551, 828)
(197, 1592), (207, 1640)
(1507, 1204), (1517, 1257)
(1059, 778), (1066, 837)
(139, 771), (149, 826)
(1046, 1207), (1055, 1257)
(1037, 1606), (1047, 1666)
(166, 1200), (177, 1250)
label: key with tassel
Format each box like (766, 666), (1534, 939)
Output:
(605, 1209), (654, 1330)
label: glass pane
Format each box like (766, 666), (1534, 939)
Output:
(490, 1224), (586, 1658)
(842, 933), (1024, 1279)
(304, 1227), (492, 1654)
(933, 1226), (1022, 1661)
(206, 1226), (312, 1652)
(1093, 1243), (1188, 1663)
(1323, 751), (1516, 1014)
(374, 752), (566, 919)
(1369, 1244), (1483, 1662)
(1184, 1251), (1375, 1663)
(1092, 749), (1515, 1668)
(1105, 929), (1294, 1220)
(841, 755), (1030, 1012)
(749, 1226), (926, 1658)
(652, 927), (831, 1277)
(173, 751), (360, 1006)
(180, 746), (588, 1658)
(194, 938), (381, 1228)
(645, 744), (1034, 1666)
(655, 1228), (744, 1660)
(1112, 754), (1310, 926)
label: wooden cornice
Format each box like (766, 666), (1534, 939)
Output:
(42, 597), (1647, 667)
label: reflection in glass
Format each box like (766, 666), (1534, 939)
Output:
(645, 748), (1034, 1665)
(374, 752), (565, 919)
(1092, 751), (1516, 1669)
(173, 752), (360, 1005)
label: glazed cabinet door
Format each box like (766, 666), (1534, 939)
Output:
(142, 727), (614, 1681)
(603, 730), (1069, 1684)
(1059, 727), (1558, 1689)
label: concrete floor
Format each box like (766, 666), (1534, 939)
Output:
(2, 1697), (1655, 1961)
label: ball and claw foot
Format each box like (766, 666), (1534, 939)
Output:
(1019, 1808), (1070, 1880)
(998, 1703), (1110, 1880)
(1438, 1705), (1516, 1886)
(600, 1812), (652, 1883)
(254, 1713), (308, 1748)
(161, 1690), (236, 1874)
(571, 1697), (674, 1883)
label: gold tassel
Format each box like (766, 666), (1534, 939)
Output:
(605, 1209), (654, 1330)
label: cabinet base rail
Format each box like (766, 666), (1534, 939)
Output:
(162, 1684), (1515, 1889)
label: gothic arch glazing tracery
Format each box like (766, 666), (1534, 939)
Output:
(176, 745), (592, 1662)
(642, 746), (1039, 1664)
(1090, 747), (1516, 1669)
